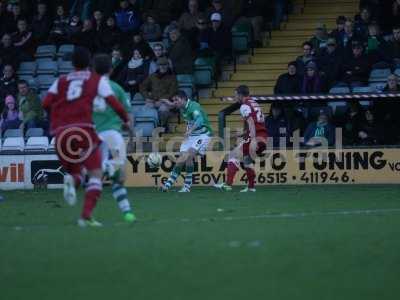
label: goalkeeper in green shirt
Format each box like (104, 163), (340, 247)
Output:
(162, 91), (213, 193)
(93, 54), (136, 223)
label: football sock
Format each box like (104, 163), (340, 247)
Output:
(227, 159), (239, 186)
(184, 165), (194, 189)
(112, 182), (132, 214)
(245, 167), (256, 189)
(164, 165), (182, 189)
(81, 178), (102, 220)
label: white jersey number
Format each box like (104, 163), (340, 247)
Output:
(67, 80), (84, 101)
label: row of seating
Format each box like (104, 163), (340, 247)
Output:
(18, 60), (74, 77)
(1, 128), (45, 139)
(1, 136), (52, 152)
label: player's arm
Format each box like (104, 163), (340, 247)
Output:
(240, 104), (256, 139)
(98, 77), (129, 124)
(42, 79), (59, 111)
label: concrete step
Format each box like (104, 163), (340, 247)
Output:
(213, 86), (274, 97)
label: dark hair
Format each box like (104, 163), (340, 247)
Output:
(302, 41), (313, 49)
(177, 90), (188, 99)
(18, 80), (28, 86)
(236, 85), (250, 97)
(93, 53), (112, 75)
(72, 46), (91, 69)
(288, 61), (297, 68)
(336, 16), (346, 24)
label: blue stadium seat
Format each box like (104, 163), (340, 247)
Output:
(3, 129), (23, 138)
(369, 82), (386, 92)
(26, 128), (45, 138)
(57, 44), (74, 59)
(352, 86), (374, 93)
(329, 86), (350, 94)
(58, 60), (74, 75)
(135, 107), (159, 124)
(37, 60), (58, 76)
(25, 137), (49, 151)
(35, 45), (57, 59)
(369, 68), (391, 82)
(177, 74), (195, 98)
(17, 62), (37, 76)
(36, 75), (57, 90)
(18, 75), (37, 89)
(394, 68), (400, 77)
(2, 137), (25, 151)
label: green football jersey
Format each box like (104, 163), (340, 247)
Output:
(182, 99), (213, 136)
(93, 80), (132, 133)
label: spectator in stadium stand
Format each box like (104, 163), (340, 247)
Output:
(354, 7), (373, 41)
(141, 14), (162, 42)
(0, 1), (14, 35)
(209, 12), (231, 76)
(207, 0), (234, 28)
(162, 21), (179, 49)
(193, 15), (212, 55)
(295, 41), (315, 76)
(239, 0), (267, 47)
(0, 65), (18, 109)
(71, 19), (97, 52)
(382, 26), (400, 67)
(92, 10), (105, 34)
(69, 0), (92, 21)
(66, 15), (82, 42)
(48, 5), (70, 47)
(9, 3), (24, 34)
(12, 19), (34, 61)
(0, 33), (19, 69)
(168, 28), (194, 74)
(265, 103), (292, 148)
(110, 48), (125, 84)
(120, 48), (149, 97)
(115, 0), (141, 35)
(309, 23), (329, 54)
(31, 2), (51, 46)
(274, 61), (302, 95)
(96, 16), (121, 53)
(337, 20), (360, 56)
(329, 16), (346, 43)
(140, 57), (178, 130)
(179, 0), (202, 36)
(0, 95), (21, 133)
(342, 101), (364, 146)
(341, 41), (370, 87)
(129, 31), (153, 60)
(365, 23), (387, 65)
(317, 38), (343, 89)
(304, 109), (335, 147)
(17, 80), (45, 132)
(148, 43), (173, 75)
(389, 0), (400, 29)
(356, 108), (383, 146)
(301, 62), (324, 94)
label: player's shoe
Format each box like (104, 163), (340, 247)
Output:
(178, 186), (191, 193)
(124, 212), (136, 223)
(240, 187), (256, 193)
(63, 174), (77, 206)
(77, 218), (103, 228)
(159, 185), (170, 192)
(214, 183), (233, 191)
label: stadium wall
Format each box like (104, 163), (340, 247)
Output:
(1, 148), (400, 190)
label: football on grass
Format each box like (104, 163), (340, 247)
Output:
(147, 153), (162, 168)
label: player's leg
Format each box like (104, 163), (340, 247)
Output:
(178, 149), (195, 193)
(99, 130), (135, 222)
(241, 139), (266, 193)
(162, 153), (186, 191)
(78, 147), (104, 227)
(215, 143), (243, 191)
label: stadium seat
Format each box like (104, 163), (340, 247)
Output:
(2, 137), (25, 151)
(134, 120), (157, 137)
(36, 75), (57, 90)
(369, 82), (386, 92)
(17, 62), (37, 76)
(57, 44), (74, 59)
(58, 60), (74, 75)
(177, 74), (196, 98)
(25, 137), (49, 151)
(394, 68), (400, 77)
(47, 137), (56, 151)
(352, 86), (374, 93)
(18, 75), (37, 89)
(37, 60), (58, 76)
(3, 129), (23, 138)
(26, 128), (45, 138)
(132, 93), (145, 105)
(307, 106), (333, 121)
(369, 68), (391, 82)
(231, 23), (252, 54)
(39, 90), (48, 101)
(194, 58), (215, 87)
(35, 45), (57, 59)
(135, 107), (159, 124)
(329, 86), (350, 94)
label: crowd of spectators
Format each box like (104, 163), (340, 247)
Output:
(0, 0), (289, 135)
(272, 0), (400, 147)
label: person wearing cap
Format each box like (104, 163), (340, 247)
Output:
(317, 37), (343, 88)
(168, 27), (193, 74)
(341, 41), (370, 86)
(0, 94), (21, 133)
(140, 56), (178, 129)
(274, 61), (302, 95)
(304, 109), (335, 147)
(148, 43), (173, 75)
(209, 12), (231, 76)
(309, 23), (329, 53)
(301, 61), (324, 94)
(206, 0), (234, 28)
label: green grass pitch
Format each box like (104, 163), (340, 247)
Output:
(1, 185), (400, 300)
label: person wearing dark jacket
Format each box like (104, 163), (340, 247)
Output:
(71, 19), (97, 52)
(265, 103), (291, 148)
(31, 2), (52, 45)
(317, 38), (343, 88)
(0, 65), (18, 111)
(120, 48), (149, 97)
(296, 41), (315, 76)
(274, 61), (302, 94)
(381, 26), (400, 65)
(342, 101), (365, 145)
(0, 34), (19, 69)
(301, 62), (324, 94)
(115, 0), (141, 34)
(168, 28), (194, 74)
(97, 16), (121, 53)
(356, 108), (383, 146)
(12, 19), (34, 61)
(341, 41), (370, 86)
(329, 16), (346, 42)
(209, 13), (231, 76)
(48, 5), (70, 46)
